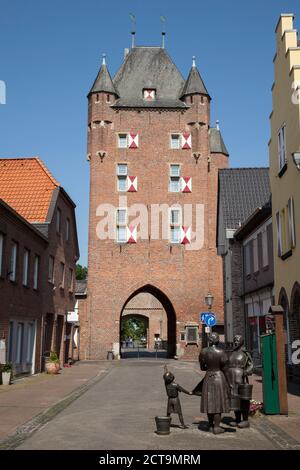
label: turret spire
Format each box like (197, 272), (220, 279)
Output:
(88, 55), (118, 97)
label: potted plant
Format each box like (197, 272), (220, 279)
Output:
(45, 351), (60, 374)
(1, 362), (12, 385)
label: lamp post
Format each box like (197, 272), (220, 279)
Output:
(204, 292), (214, 346)
(292, 151), (300, 170)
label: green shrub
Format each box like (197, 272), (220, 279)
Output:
(2, 363), (12, 373)
(49, 351), (59, 363)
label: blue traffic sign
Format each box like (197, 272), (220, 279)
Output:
(200, 312), (216, 326)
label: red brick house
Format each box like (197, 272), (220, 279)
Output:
(83, 45), (229, 360)
(0, 157), (79, 374)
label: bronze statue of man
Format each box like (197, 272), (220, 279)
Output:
(225, 334), (253, 428)
(199, 332), (230, 434)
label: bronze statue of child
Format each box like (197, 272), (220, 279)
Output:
(163, 366), (192, 429)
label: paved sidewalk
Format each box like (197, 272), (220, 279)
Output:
(250, 373), (300, 446)
(0, 361), (109, 442)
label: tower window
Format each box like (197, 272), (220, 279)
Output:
(117, 164), (128, 192)
(170, 208), (181, 244)
(170, 134), (181, 149)
(201, 96), (204, 104)
(107, 94), (110, 103)
(118, 134), (128, 148)
(96, 94), (99, 102)
(169, 165), (181, 192)
(116, 209), (128, 243)
(190, 95), (193, 104)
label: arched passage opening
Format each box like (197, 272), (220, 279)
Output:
(119, 285), (176, 359)
(278, 287), (291, 363)
(290, 282), (300, 345)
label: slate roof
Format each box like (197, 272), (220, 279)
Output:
(210, 128), (229, 156)
(89, 62), (118, 96)
(217, 168), (270, 243)
(0, 157), (59, 223)
(112, 47), (187, 108)
(180, 65), (209, 98)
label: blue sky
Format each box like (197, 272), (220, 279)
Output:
(0, 0), (299, 265)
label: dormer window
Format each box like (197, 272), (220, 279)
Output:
(143, 89), (156, 101)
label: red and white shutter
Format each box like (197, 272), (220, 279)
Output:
(128, 133), (139, 149)
(144, 89), (155, 101)
(181, 176), (192, 193)
(127, 176), (138, 192)
(127, 226), (137, 244)
(181, 132), (192, 149)
(180, 226), (191, 245)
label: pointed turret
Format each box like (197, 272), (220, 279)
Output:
(88, 54), (118, 97)
(180, 56), (210, 99)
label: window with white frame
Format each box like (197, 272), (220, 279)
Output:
(0, 233), (4, 277)
(253, 237), (259, 273)
(170, 134), (181, 149)
(170, 208), (181, 244)
(288, 197), (296, 249)
(278, 125), (286, 172)
(262, 228), (269, 267)
(33, 255), (39, 290)
(116, 208), (127, 243)
(59, 262), (65, 288)
(118, 133), (128, 148)
(117, 164), (128, 192)
(22, 249), (30, 286)
(9, 242), (18, 282)
(48, 256), (54, 283)
(169, 165), (181, 192)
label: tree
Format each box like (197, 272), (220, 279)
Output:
(76, 264), (88, 280)
(121, 318), (146, 341)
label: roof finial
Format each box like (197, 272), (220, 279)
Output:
(160, 16), (166, 48)
(216, 119), (220, 130)
(192, 56), (196, 67)
(102, 53), (106, 66)
(129, 13), (136, 48)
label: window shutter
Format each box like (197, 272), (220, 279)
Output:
(276, 212), (282, 256)
(181, 176), (192, 193)
(127, 176), (138, 192)
(128, 133), (139, 149)
(127, 226), (137, 244)
(180, 226), (191, 245)
(288, 197), (296, 248)
(181, 132), (192, 149)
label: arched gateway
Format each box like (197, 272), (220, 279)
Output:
(120, 285), (176, 358)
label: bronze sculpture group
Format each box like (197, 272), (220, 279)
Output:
(163, 333), (254, 435)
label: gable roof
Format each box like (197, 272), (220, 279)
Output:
(210, 128), (229, 156)
(112, 47), (187, 108)
(0, 157), (59, 223)
(217, 168), (270, 247)
(180, 65), (210, 98)
(89, 62), (118, 96)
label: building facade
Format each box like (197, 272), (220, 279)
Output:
(234, 204), (274, 365)
(83, 44), (229, 360)
(0, 157), (79, 374)
(269, 15), (300, 378)
(217, 168), (271, 345)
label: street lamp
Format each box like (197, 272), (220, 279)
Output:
(292, 151), (300, 170)
(205, 292), (214, 311)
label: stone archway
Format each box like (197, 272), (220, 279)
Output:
(119, 284), (176, 358)
(290, 282), (300, 344)
(278, 287), (291, 363)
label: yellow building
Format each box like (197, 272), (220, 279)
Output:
(269, 14), (300, 370)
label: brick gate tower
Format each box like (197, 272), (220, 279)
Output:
(81, 41), (229, 360)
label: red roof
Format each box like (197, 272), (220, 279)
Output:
(0, 157), (60, 223)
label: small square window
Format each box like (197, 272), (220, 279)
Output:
(117, 164), (128, 176)
(118, 134), (128, 148)
(171, 134), (181, 149)
(143, 89), (156, 101)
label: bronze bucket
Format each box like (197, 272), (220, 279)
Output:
(238, 384), (253, 401)
(155, 416), (171, 435)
